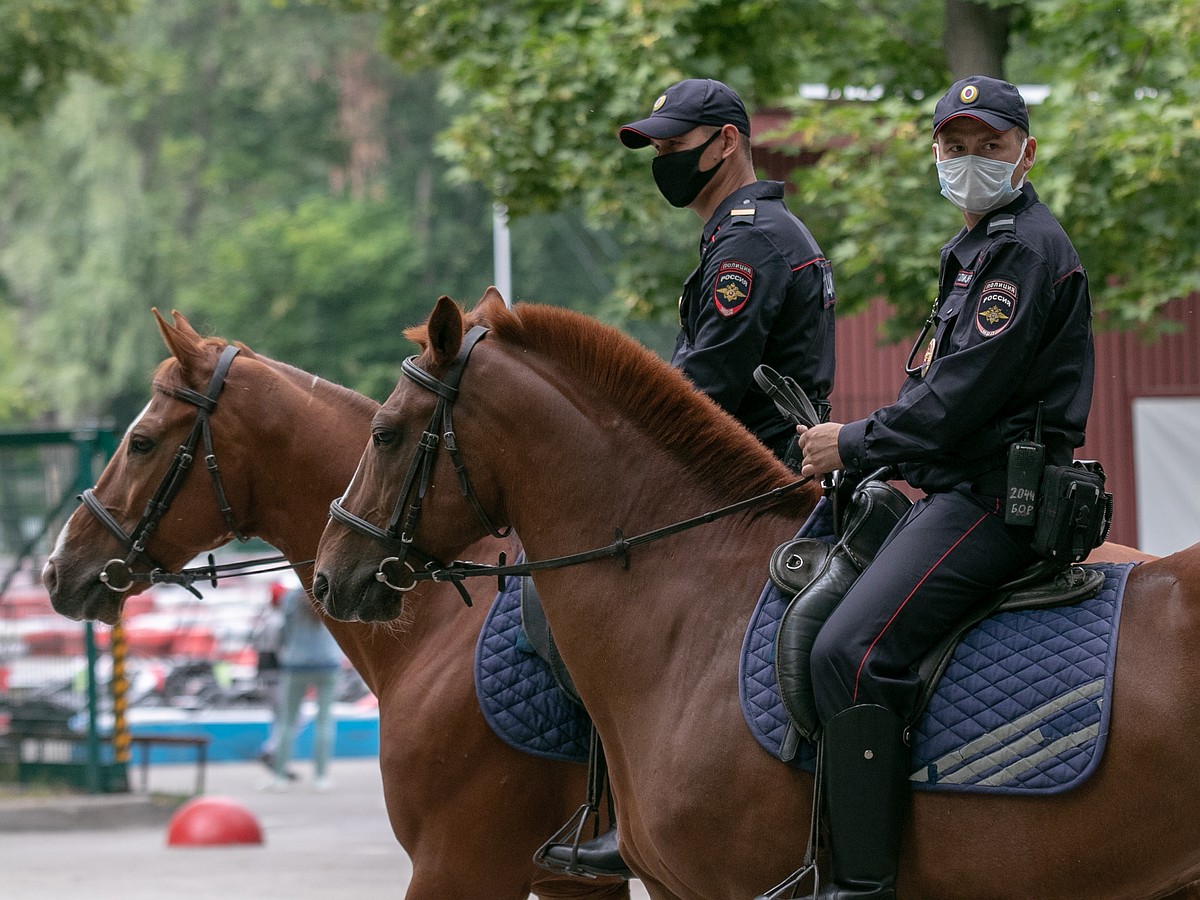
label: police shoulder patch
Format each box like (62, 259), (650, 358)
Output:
(976, 278), (1018, 337)
(713, 260), (753, 317)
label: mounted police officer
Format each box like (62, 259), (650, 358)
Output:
(775, 76), (1095, 899)
(540, 76), (838, 879)
(628, 77), (836, 458)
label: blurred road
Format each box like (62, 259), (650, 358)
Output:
(0, 756), (652, 900)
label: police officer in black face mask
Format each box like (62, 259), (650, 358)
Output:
(538, 77), (838, 882)
(624, 78), (836, 461)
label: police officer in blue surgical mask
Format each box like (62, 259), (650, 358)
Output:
(770, 76), (1095, 900)
(538, 77), (837, 882)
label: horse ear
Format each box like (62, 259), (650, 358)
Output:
(153, 307), (205, 374)
(480, 285), (507, 309)
(170, 310), (203, 340)
(427, 295), (464, 364)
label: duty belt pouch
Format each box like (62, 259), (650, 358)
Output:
(1031, 461), (1113, 562)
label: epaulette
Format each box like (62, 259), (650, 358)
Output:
(729, 203), (756, 225)
(987, 214), (1016, 236)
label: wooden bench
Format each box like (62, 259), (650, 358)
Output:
(129, 733), (210, 795)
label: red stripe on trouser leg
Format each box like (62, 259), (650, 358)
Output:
(850, 510), (991, 704)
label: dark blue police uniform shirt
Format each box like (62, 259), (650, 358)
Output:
(838, 183), (1094, 492)
(672, 180), (836, 455)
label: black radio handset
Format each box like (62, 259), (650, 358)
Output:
(1005, 402), (1045, 526)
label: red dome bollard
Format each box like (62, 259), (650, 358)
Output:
(166, 796), (264, 846)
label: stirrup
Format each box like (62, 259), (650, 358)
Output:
(535, 724), (626, 878)
(754, 861), (819, 899)
(754, 738), (827, 899)
(533, 802), (604, 878)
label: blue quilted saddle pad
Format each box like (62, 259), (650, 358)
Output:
(474, 553), (591, 763)
(740, 546), (1135, 795)
(472, 501), (837, 765)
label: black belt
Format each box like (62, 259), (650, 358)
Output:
(970, 469), (1008, 499)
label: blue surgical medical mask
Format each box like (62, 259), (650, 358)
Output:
(936, 139), (1028, 214)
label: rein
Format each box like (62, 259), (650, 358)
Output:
(328, 326), (814, 603)
(409, 473), (813, 594)
(79, 344), (302, 598)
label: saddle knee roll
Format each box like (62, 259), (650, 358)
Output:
(773, 478), (912, 741)
(775, 550), (864, 741)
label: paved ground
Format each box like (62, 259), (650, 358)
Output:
(0, 757), (652, 900)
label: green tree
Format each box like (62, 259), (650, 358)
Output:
(782, 0), (1200, 333)
(0, 76), (160, 423)
(0, 0), (133, 419)
(367, 0), (1200, 333)
(0, 0), (131, 125)
(0, 0), (646, 426)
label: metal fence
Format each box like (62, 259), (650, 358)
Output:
(0, 426), (122, 792)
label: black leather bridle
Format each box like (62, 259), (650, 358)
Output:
(328, 325), (510, 605)
(80, 344), (253, 595)
(326, 323), (816, 605)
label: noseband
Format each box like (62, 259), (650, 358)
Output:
(80, 344), (248, 593)
(328, 325), (509, 604)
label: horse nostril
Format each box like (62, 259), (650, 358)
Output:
(41, 560), (58, 596)
(312, 572), (330, 604)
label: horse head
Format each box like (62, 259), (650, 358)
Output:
(314, 285), (802, 626)
(314, 290), (515, 622)
(42, 309), (341, 624)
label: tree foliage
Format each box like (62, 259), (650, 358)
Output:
(370, 0), (1200, 334)
(0, 0), (131, 125)
(0, 0), (641, 425)
(781, 0), (1200, 335)
(2, 0), (1197, 428)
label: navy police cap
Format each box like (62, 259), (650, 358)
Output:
(933, 76), (1030, 136)
(620, 78), (751, 149)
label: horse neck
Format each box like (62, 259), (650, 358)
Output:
(473, 344), (813, 560)
(235, 363), (410, 692)
(255, 363), (510, 696)
(467, 350), (814, 721)
(240, 362), (374, 564)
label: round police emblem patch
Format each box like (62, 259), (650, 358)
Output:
(713, 260), (753, 317)
(976, 279), (1018, 337)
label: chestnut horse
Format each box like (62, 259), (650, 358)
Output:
(41, 310), (630, 900)
(314, 290), (1200, 900)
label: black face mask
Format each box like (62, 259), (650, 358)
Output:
(652, 130), (725, 208)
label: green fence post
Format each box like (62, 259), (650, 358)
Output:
(77, 432), (103, 793)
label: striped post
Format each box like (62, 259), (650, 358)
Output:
(110, 621), (131, 766)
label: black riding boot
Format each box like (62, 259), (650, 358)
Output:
(539, 825), (632, 879)
(815, 703), (908, 899)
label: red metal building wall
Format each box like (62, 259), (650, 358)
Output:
(830, 297), (1199, 548)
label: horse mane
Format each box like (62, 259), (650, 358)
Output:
(407, 300), (794, 508)
(153, 336), (379, 419)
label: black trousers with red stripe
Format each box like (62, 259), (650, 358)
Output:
(810, 485), (1039, 725)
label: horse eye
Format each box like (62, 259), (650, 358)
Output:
(372, 429), (396, 448)
(129, 436), (155, 454)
